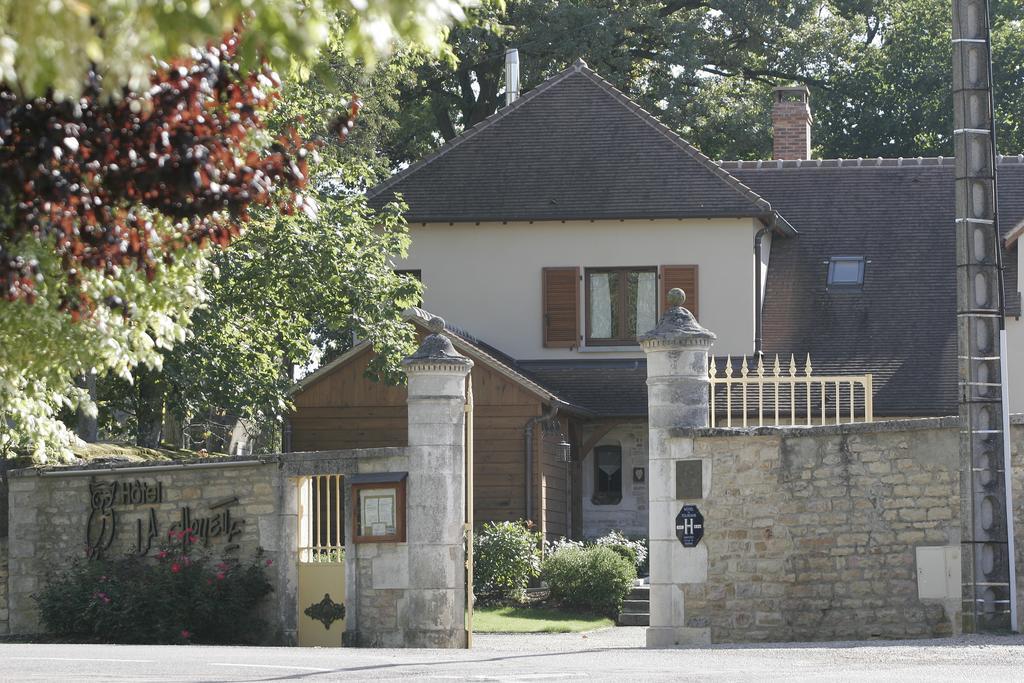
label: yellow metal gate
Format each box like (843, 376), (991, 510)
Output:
(297, 475), (346, 647)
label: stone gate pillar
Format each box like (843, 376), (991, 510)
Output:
(400, 317), (473, 647)
(638, 288), (716, 648)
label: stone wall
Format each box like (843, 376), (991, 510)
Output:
(1, 463), (8, 637)
(0, 536), (8, 636)
(4, 457), (297, 640)
(0, 325), (471, 649)
(667, 417), (1024, 643)
(1012, 422), (1024, 636)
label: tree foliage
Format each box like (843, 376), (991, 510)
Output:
(383, 0), (1024, 163)
(0, 35), (312, 314)
(1, 34), (314, 460)
(94, 45), (423, 450)
(0, 4), (480, 460)
(0, 0), (484, 99)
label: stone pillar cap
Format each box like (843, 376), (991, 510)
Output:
(401, 316), (474, 368)
(637, 288), (716, 347)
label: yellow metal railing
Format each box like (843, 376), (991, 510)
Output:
(709, 354), (873, 428)
(298, 474), (345, 563)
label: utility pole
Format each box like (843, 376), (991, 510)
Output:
(952, 0), (1016, 632)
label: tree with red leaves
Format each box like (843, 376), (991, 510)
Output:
(0, 3), (484, 461)
(0, 34), (314, 317)
(0, 35), (355, 460)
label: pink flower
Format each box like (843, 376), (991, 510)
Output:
(181, 630), (191, 640)
(189, 535), (198, 544)
(171, 562), (181, 574)
(265, 559), (273, 566)
(156, 550), (168, 559)
(216, 572), (225, 581)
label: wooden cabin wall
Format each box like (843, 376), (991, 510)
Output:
(289, 345), (547, 528)
(290, 348), (409, 450)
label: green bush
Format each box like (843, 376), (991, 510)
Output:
(473, 520), (541, 603)
(541, 546), (637, 616)
(35, 532), (273, 644)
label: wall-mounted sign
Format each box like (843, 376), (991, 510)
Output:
(633, 467), (646, 483)
(351, 472), (407, 544)
(675, 459), (703, 500)
(675, 504), (704, 548)
(86, 478), (246, 559)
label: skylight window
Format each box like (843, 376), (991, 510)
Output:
(827, 257), (865, 289)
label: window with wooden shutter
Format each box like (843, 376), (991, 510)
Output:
(584, 267), (657, 345)
(660, 265), (699, 319)
(542, 267), (580, 348)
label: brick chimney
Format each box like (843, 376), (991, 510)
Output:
(771, 85), (812, 160)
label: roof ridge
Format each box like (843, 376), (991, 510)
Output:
(718, 154), (1024, 169)
(571, 66), (774, 215)
(366, 61), (588, 201)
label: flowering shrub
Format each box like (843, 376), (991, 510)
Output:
(35, 529), (273, 644)
(472, 520), (542, 603)
(547, 531), (648, 573)
(594, 531), (648, 572)
(545, 536), (585, 556)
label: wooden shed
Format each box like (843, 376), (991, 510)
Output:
(287, 312), (584, 540)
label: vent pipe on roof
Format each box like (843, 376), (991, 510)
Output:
(505, 48), (520, 106)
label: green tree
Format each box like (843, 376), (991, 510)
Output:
(383, 0), (1024, 163)
(118, 194), (421, 450)
(96, 48), (424, 449)
(0, 0), (482, 98)
(0, 4), (484, 461)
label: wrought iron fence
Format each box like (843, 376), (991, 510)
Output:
(298, 474), (345, 563)
(709, 354), (873, 428)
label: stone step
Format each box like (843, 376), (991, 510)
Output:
(616, 612), (650, 627)
(628, 586), (650, 600)
(620, 599), (650, 613)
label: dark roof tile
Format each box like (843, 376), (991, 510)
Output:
(733, 163), (1024, 417)
(368, 61), (776, 224)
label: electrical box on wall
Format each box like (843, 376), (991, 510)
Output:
(916, 546), (961, 600)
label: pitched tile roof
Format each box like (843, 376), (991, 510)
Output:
(515, 359), (649, 418)
(724, 157), (1024, 417)
(367, 60), (792, 228)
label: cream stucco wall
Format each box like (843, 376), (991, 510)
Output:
(1006, 246), (1024, 413)
(399, 218), (762, 359)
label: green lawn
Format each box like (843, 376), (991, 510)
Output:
(472, 606), (614, 633)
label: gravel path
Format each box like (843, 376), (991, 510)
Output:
(474, 625), (647, 652)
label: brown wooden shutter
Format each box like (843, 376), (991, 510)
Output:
(660, 265), (699, 320)
(542, 267), (580, 348)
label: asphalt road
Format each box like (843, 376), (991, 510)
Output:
(1, 629), (1023, 682)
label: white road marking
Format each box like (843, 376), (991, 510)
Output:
(9, 657), (156, 663)
(209, 662), (332, 672)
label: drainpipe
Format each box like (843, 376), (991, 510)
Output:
(753, 221), (773, 356)
(282, 417), (293, 453)
(523, 404), (559, 522)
